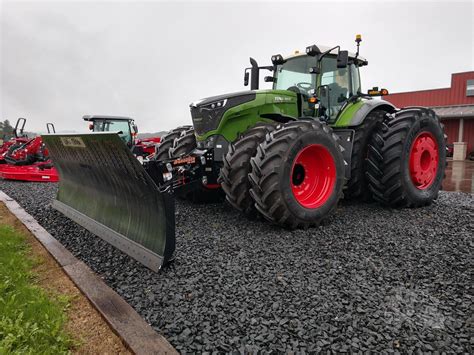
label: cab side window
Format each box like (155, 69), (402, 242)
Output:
(351, 64), (361, 95)
(319, 58), (350, 120)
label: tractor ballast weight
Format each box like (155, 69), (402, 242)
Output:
(41, 133), (176, 271)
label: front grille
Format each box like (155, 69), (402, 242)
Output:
(190, 93), (256, 136)
(191, 106), (225, 136)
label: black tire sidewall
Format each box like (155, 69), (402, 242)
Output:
(279, 129), (345, 222)
(358, 114), (381, 164)
(400, 118), (446, 203)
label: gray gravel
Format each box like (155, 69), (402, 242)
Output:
(0, 180), (472, 353)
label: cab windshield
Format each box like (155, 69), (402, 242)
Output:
(273, 56), (317, 95)
(93, 120), (132, 144)
(273, 54), (357, 121)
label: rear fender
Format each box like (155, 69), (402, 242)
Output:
(335, 99), (395, 127)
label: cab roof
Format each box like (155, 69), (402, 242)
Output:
(284, 45), (367, 65)
(83, 115), (133, 122)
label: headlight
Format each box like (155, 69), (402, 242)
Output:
(206, 99), (227, 110)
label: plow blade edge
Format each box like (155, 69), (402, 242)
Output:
(42, 133), (175, 271)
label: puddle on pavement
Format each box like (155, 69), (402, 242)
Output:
(442, 161), (474, 194)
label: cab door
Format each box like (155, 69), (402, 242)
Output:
(318, 57), (351, 122)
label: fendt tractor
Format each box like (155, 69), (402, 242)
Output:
(43, 36), (446, 271)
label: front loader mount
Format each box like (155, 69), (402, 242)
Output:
(41, 133), (199, 271)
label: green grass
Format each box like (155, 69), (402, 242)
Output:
(0, 225), (73, 354)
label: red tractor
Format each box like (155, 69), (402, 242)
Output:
(0, 120), (59, 182)
(0, 118), (30, 163)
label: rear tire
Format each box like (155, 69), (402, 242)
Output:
(366, 108), (446, 207)
(169, 127), (197, 158)
(154, 126), (192, 161)
(249, 120), (345, 229)
(220, 123), (276, 216)
(345, 110), (387, 200)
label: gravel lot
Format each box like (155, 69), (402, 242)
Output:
(0, 180), (472, 353)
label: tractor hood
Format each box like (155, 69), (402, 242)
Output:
(190, 90), (256, 109)
(190, 90), (298, 139)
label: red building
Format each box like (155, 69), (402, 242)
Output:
(383, 71), (474, 160)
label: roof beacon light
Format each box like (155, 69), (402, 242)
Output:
(355, 34), (362, 59)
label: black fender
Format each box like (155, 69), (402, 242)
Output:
(396, 106), (438, 118)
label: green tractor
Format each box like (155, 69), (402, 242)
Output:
(155, 35), (446, 227)
(43, 35), (446, 270)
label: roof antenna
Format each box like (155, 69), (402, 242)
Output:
(355, 34), (362, 60)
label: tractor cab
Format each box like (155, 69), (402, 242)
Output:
(83, 115), (138, 147)
(267, 44), (367, 123)
(272, 52), (362, 121)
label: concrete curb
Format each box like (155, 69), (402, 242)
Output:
(0, 191), (177, 355)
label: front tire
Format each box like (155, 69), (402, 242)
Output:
(220, 123), (276, 216)
(366, 108), (447, 207)
(249, 120), (345, 229)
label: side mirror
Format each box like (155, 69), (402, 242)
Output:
(264, 76), (275, 82)
(337, 50), (349, 68)
(309, 67), (320, 74)
(133, 124), (138, 133)
(244, 71), (249, 86)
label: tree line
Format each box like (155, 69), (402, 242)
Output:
(0, 120), (15, 140)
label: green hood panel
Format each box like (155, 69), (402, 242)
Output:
(195, 90), (299, 142)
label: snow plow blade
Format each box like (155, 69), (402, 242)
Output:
(42, 133), (175, 271)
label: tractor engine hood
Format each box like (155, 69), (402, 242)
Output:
(189, 91), (256, 136)
(189, 90), (298, 138)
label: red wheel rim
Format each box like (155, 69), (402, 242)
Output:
(409, 131), (439, 190)
(290, 144), (336, 208)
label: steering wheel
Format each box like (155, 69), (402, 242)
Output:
(297, 82), (313, 91)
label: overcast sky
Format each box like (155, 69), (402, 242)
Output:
(1, 0), (473, 133)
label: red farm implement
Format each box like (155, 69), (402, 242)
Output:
(0, 119), (58, 182)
